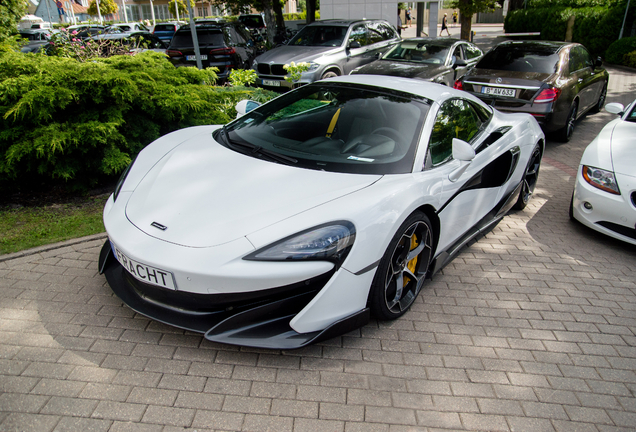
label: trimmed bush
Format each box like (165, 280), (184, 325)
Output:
(504, 2), (635, 58)
(605, 36), (636, 64)
(0, 49), (276, 193)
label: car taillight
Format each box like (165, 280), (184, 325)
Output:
(210, 47), (236, 56)
(166, 49), (182, 57)
(453, 80), (463, 90)
(534, 87), (561, 103)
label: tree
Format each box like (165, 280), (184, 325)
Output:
(448, 0), (500, 40)
(306, 0), (316, 23)
(88, 0), (119, 17)
(168, 0), (187, 18)
(1, 0), (28, 43)
(210, 0), (282, 45)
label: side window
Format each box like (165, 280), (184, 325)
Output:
(380, 23), (398, 40)
(579, 46), (593, 68)
(428, 99), (483, 166)
(348, 24), (368, 47)
(452, 45), (464, 60)
(568, 47), (585, 73)
(367, 23), (384, 44)
(464, 44), (482, 60)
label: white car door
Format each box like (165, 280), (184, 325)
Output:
(427, 98), (520, 253)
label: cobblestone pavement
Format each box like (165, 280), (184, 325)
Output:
(1, 66), (635, 432)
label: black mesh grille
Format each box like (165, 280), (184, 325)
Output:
(271, 64), (287, 75)
(257, 64), (270, 74)
(597, 221), (636, 240)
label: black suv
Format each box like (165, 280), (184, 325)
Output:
(166, 22), (257, 80)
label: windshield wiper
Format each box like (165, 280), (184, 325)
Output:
(220, 126), (298, 165)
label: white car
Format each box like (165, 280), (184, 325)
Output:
(570, 100), (636, 245)
(99, 76), (545, 349)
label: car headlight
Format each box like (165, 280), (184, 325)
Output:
(113, 156), (136, 202)
(582, 165), (620, 195)
(306, 62), (320, 72)
(245, 221), (355, 265)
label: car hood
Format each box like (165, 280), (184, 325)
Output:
(125, 135), (381, 248)
(610, 120), (636, 177)
(354, 60), (446, 79)
(255, 45), (341, 64)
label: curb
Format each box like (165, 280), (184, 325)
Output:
(0, 232), (108, 263)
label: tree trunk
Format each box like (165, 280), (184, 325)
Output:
(459, 0), (473, 41)
(261, 0), (276, 45)
(306, 0), (316, 24)
(272, 0), (285, 41)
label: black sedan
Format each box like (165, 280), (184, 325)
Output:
(351, 38), (483, 87)
(455, 41), (609, 142)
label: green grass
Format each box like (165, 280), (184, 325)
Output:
(0, 195), (109, 255)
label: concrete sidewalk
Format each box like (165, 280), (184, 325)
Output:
(1, 65), (636, 431)
(401, 22), (505, 52)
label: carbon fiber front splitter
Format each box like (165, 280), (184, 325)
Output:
(98, 240), (369, 349)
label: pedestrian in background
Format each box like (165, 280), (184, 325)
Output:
(406, 7), (412, 27)
(440, 13), (450, 36)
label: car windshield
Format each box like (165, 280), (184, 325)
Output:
(288, 25), (347, 47)
(238, 15), (264, 28)
(155, 24), (175, 31)
(220, 83), (430, 175)
(171, 29), (224, 46)
(477, 45), (560, 73)
(627, 103), (636, 123)
(384, 41), (450, 65)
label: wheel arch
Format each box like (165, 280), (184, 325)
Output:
(414, 203), (441, 266)
(321, 66), (342, 77)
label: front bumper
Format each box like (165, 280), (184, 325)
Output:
(572, 169), (636, 245)
(99, 240), (370, 349)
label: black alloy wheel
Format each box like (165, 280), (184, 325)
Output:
(514, 144), (542, 210)
(591, 84), (607, 114)
(558, 101), (578, 142)
(369, 212), (433, 320)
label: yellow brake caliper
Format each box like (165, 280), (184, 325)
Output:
(404, 234), (419, 286)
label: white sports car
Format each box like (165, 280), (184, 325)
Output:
(570, 100), (636, 245)
(99, 76), (545, 349)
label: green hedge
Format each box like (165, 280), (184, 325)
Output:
(504, 2), (635, 58)
(605, 36), (636, 64)
(0, 49), (276, 193)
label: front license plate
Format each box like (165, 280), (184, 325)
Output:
(110, 242), (177, 290)
(482, 86), (515, 97)
(186, 54), (207, 61)
(262, 79), (281, 87)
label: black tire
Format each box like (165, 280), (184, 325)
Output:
(369, 212), (433, 320)
(569, 192), (575, 221)
(321, 70), (339, 80)
(557, 101), (578, 142)
(513, 144), (542, 210)
(590, 84), (607, 114)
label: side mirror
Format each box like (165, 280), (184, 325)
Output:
(605, 102), (624, 116)
(348, 40), (361, 49)
(235, 100), (261, 119)
(595, 56), (603, 68)
(452, 56), (467, 69)
(449, 138), (475, 182)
